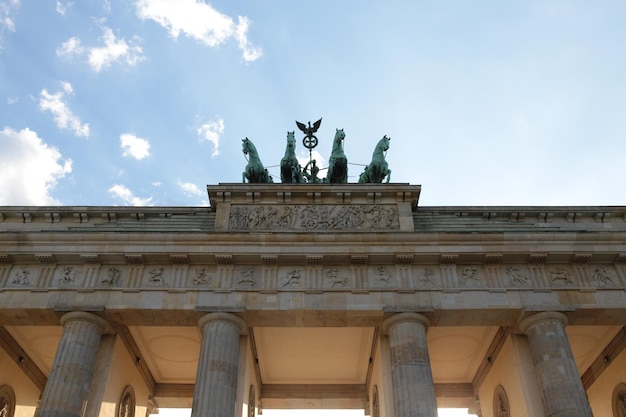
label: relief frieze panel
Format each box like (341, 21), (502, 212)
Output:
(415, 267), (441, 288)
(192, 267), (216, 287)
(324, 268), (351, 289)
(0, 262), (624, 292)
(101, 267), (123, 287)
(228, 204), (399, 231)
(144, 266), (168, 287)
(458, 266), (486, 288)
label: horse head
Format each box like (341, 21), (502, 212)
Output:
(242, 137), (252, 155)
(377, 135), (390, 152)
(286, 131), (296, 152)
(332, 129), (346, 152)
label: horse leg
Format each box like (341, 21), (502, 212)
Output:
(242, 172), (247, 183)
(385, 169), (391, 183)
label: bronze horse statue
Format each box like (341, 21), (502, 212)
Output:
(280, 131), (304, 183)
(359, 135), (391, 183)
(242, 137), (273, 183)
(325, 129), (347, 183)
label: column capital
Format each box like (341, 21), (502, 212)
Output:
(382, 312), (430, 335)
(59, 311), (112, 334)
(198, 312), (247, 335)
(518, 311), (568, 335)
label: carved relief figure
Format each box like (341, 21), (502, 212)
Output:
(57, 266), (76, 286)
(505, 266), (529, 287)
(376, 266), (393, 286)
(462, 266), (483, 286)
(326, 269), (348, 288)
(493, 386), (510, 417)
(550, 267), (574, 285)
(11, 269), (31, 286)
(0, 386), (15, 417)
(193, 268), (213, 286)
(147, 267), (164, 286)
(238, 269), (256, 287)
(618, 392), (626, 417)
(118, 387), (135, 417)
(592, 266), (615, 286)
(0, 398), (7, 417)
(102, 268), (121, 286)
(418, 268), (436, 286)
(229, 205), (398, 231)
(278, 205), (297, 228)
(282, 269), (302, 288)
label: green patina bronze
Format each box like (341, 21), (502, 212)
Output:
(280, 131), (304, 184)
(359, 135), (391, 183)
(242, 137), (273, 183)
(325, 129), (348, 183)
(241, 120), (392, 184)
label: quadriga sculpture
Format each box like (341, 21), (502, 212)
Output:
(242, 137), (273, 183)
(359, 135), (391, 183)
(280, 131), (304, 183)
(325, 129), (348, 183)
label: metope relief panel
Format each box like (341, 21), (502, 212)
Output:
(503, 265), (532, 288)
(54, 266), (85, 288)
(99, 266), (124, 288)
(234, 267), (259, 289)
(228, 204), (399, 231)
(458, 265), (486, 288)
(323, 267), (352, 289)
(7, 267), (34, 287)
(191, 266), (216, 288)
(278, 267), (305, 289)
(548, 265), (576, 288)
(143, 266), (170, 287)
(588, 265), (619, 287)
(413, 266), (442, 289)
(368, 266), (397, 289)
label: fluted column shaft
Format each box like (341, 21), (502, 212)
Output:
(191, 313), (247, 417)
(382, 313), (437, 417)
(519, 312), (593, 417)
(36, 311), (110, 417)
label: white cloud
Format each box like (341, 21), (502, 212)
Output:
(38, 81), (90, 138)
(7, 96), (18, 104)
(0, 127), (72, 205)
(120, 132), (151, 160)
(108, 184), (153, 206)
(135, 0), (262, 62)
(103, 0), (111, 13)
(0, 0), (20, 51)
(88, 26), (143, 72)
(56, 37), (84, 58)
(177, 181), (202, 196)
(55, 1), (73, 15)
(197, 117), (224, 157)
(235, 16), (262, 62)
(57, 25), (143, 72)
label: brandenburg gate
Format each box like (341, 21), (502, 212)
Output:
(1, 125), (626, 417)
(1, 183), (625, 417)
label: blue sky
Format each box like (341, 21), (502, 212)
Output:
(1, 0), (625, 207)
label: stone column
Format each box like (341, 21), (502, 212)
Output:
(382, 313), (437, 417)
(36, 311), (111, 417)
(519, 312), (593, 417)
(191, 313), (247, 417)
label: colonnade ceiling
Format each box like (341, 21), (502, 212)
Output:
(3, 321), (622, 408)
